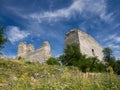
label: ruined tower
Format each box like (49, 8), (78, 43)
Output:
(18, 42), (34, 57)
(17, 41), (52, 63)
(65, 29), (104, 61)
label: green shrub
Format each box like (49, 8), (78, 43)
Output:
(18, 56), (22, 60)
(46, 57), (60, 65)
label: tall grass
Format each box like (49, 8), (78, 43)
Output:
(0, 58), (120, 90)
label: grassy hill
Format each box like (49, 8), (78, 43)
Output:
(0, 58), (120, 90)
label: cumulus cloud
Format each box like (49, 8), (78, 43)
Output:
(6, 26), (30, 43)
(29, 0), (113, 23)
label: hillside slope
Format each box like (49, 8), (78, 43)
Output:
(0, 58), (120, 90)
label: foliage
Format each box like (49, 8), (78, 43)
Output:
(58, 44), (120, 74)
(103, 47), (120, 74)
(103, 47), (113, 62)
(0, 25), (7, 52)
(46, 57), (60, 65)
(78, 57), (106, 72)
(18, 56), (22, 60)
(59, 43), (86, 66)
(116, 60), (120, 75)
(59, 43), (106, 72)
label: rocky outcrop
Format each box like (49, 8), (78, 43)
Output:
(17, 41), (52, 63)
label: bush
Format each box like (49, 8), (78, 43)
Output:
(18, 56), (22, 60)
(59, 43), (86, 66)
(46, 57), (60, 65)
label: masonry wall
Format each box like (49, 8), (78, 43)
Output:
(78, 30), (104, 61)
(18, 42), (35, 57)
(65, 30), (79, 45)
(65, 29), (104, 61)
(17, 41), (52, 63)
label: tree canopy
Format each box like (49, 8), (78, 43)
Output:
(103, 47), (113, 62)
(103, 47), (120, 74)
(0, 25), (7, 53)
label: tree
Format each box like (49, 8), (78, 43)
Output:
(46, 57), (60, 65)
(116, 60), (120, 75)
(59, 43), (90, 72)
(0, 25), (7, 50)
(59, 43), (106, 72)
(59, 43), (86, 66)
(103, 47), (113, 62)
(103, 47), (119, 73)
(0, 25), (7, 52)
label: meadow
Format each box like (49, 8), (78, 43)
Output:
(0, 58), (120, 90)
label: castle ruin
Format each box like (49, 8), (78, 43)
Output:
(65, 29), (104, 61)
(17, 41), (52, 63)
(17, 29), (104, 63)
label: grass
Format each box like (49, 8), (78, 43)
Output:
(0, 58), (120, 90)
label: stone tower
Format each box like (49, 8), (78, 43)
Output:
(17, 41), (52, 63)
(18, 42), (34, 57)
(65, 29), (104, 61)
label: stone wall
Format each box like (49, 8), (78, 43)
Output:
(65, 29), (104, 61)
(65, 30), (79, 45)
(17, 41), (52, 63)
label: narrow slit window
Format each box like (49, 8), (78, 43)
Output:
(92, 49), (95, 56)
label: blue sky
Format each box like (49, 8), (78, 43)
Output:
(0, 0), (120, 59)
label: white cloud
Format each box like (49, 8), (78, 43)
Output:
(29, 0), (113, 23)
(100, 12), (114, 23)
(103, 34), (117, 42)
(108, 44), (120, 49)
(6, 26), (30, 43)
(103, 33), (120, 43)
(29, 0), (83, 21)
(115, 37), (120, 42)
(111, 35), (120, 42)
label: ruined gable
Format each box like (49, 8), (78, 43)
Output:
(17, 41), (52, 63)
